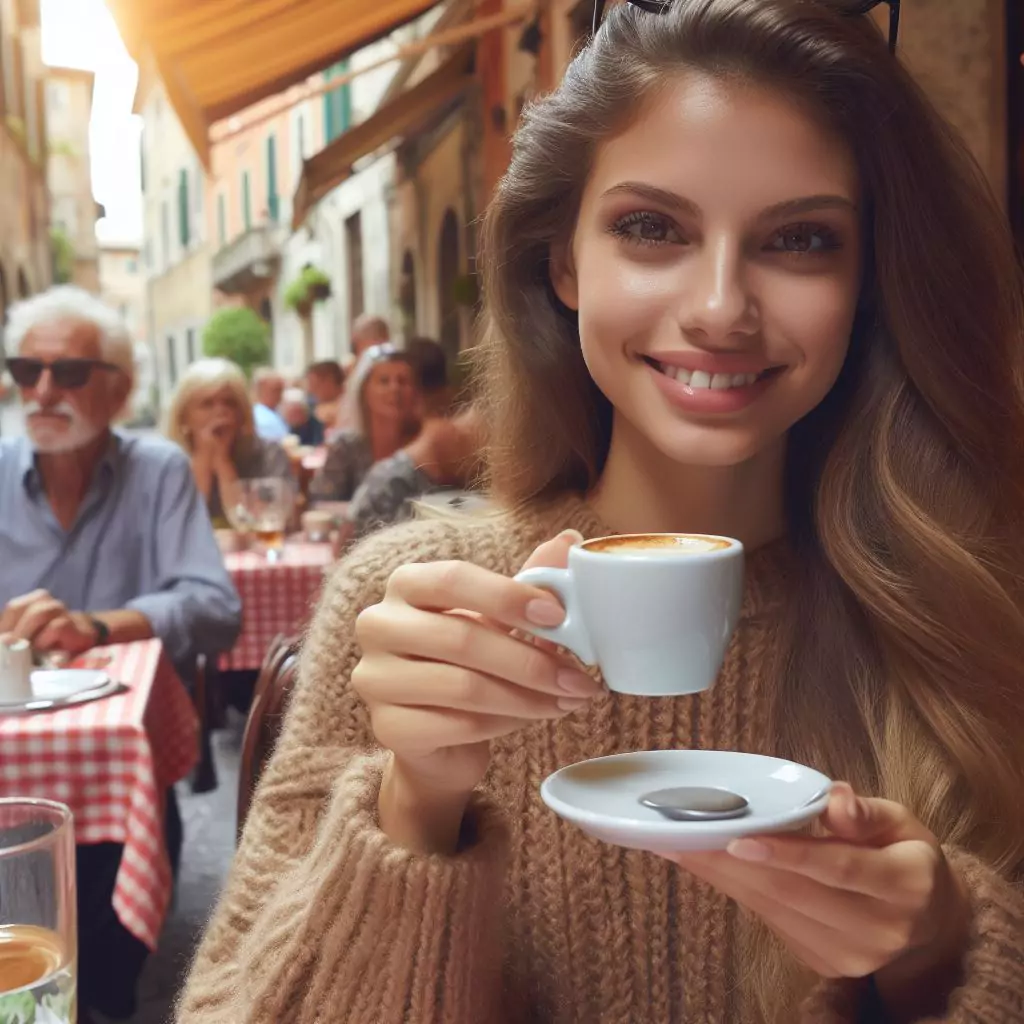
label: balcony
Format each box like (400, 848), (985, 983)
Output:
(212, 222), (288, 295)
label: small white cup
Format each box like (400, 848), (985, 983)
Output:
(515, 533), (744, 697)
(0, 637), (35, 704)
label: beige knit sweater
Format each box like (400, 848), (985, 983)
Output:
(178, 496), (1024, 1023)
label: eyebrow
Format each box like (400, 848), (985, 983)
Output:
(601, 182), (858, 220)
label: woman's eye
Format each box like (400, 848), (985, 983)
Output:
(767, 223), (841, 256)
(610, 211), (684, 247)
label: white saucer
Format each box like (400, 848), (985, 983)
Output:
(31, 669), (111, 702)
(541, 750), (832, 853)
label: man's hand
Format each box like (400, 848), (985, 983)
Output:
(0, 590), (98, 656)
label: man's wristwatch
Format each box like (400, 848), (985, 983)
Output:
(88, 616), (111, 646)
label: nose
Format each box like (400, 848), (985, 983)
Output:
(33, 367), (58, 404)
(676, 234), (757, 345)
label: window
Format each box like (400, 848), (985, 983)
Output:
(160, 200), (170, 267)
(166, 334), (178, 385)
(345, 211), (364, 320)
(217, 193), (226, 245)
(125, 257), (137, 273)
(241, 170), (251, 231)
(266, 134), (279, 222)
(46, 81), (68, 111)
(139, 137), (146, 194)
(186, 327), (196, 364)
(193, 163), (204, 242)
(322, 61), (352, 144)
(178, 168), (190, 248)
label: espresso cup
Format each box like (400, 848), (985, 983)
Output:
(515, 534), (744, 697)
(0, 637), (34, 704)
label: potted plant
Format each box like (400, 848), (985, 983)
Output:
(284, 264), (333, 364)
(201, 306), (271, 378)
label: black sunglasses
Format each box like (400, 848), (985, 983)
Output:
(592, 0), (900, 54)
(5, 357), (123, 390)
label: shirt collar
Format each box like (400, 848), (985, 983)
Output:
(21, 428), (123, 494)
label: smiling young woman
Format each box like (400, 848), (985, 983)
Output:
(177, 2), (1024, 1022)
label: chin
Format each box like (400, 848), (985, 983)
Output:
(641, 417), (786, 470)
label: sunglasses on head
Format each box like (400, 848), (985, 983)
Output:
(5, 357), (123, 390)
(592, 0), (900, 54)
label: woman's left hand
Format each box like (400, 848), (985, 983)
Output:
(662, 783), (972, 984)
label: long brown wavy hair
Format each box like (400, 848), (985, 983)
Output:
(474, 0), (1024, 1017)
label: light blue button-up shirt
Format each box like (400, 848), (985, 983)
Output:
(253, 403), (289, 441)
(0, 430), (242, 670)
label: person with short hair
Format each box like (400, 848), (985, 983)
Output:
(251, 366), (288, 441)
(166, 358), (294, 523)
(305, 359), (346, 432)
(0, 285), (240, 1021)
(281, 386), (325, 447)
(350, 313), (390, 359)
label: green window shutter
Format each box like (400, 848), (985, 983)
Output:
(242, 170), (251, 230)
(322, 65), (336, 143)
(337, 59), (351, 134)
(266, 134), (278, 222)
(217, 193), (226, 245)
(178, 168), (190, 248)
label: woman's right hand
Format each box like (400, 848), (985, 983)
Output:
(353, 529), (602, 852)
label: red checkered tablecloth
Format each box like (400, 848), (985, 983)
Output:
(0, 639), (198, 950)
(222, 542), (333, 670)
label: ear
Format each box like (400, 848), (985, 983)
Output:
(549, 238), (579, 312)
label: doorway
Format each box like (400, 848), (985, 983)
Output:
(437, 209), (461, 361)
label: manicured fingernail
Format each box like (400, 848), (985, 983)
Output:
(727, 839), (771, 862)
(526, 599), (565, 627)
(559, 529), (584, 545)
(557, 696), (591, 712)
(557, 669), (598, 695)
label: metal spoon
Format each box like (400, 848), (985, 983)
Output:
(640, 782), (833, 823)
(639, 786), (750, 821)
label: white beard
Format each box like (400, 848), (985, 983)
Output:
(23, 400), (105, 454)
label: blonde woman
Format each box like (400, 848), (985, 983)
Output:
(166, 358), (293, 524)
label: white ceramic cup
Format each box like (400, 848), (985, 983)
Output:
(515, 533), (744, 697)
(0, 637), (34, 704)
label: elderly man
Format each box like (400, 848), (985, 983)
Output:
(0, 285), (240, 669)
(251, 365), (288, 440)
(0, 285), (241, 1021)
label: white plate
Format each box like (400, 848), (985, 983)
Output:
(30, 669), (111, 702)
(541, 749), (832, 853)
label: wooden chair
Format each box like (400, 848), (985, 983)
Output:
(237, 634), (301, 840)
(191, 654), (218, 794)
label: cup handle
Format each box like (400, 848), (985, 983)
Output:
(514, 566), (597, 665)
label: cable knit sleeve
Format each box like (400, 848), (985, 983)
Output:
(799, 847), (1024, 1023)
(176, 519), (513, 1024)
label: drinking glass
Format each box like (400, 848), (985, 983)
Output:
(224, 478), (295, 562)
(0, 799), (76, 1024)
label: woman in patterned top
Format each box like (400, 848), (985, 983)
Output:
(309, 344), (419, 502)
(166, 358), (294, 525)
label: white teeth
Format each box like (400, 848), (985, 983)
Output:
(651, 360), (764, 389)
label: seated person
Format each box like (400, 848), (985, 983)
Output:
(166, 358), (294, 525)
(0, 285), (241, 1020)
(310, 344), (419, 502)
(343, 405), (483, 543)
(251, 366), (288, 440)
(281, 386), (325, 447)
(304, 360), (345, 434)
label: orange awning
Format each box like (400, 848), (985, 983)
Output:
(292, 45), (475, 227)
(106, 0), (441, 165)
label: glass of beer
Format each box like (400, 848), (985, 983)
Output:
(224, 478), (295, 562)
(0, 799), (76, 1023)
